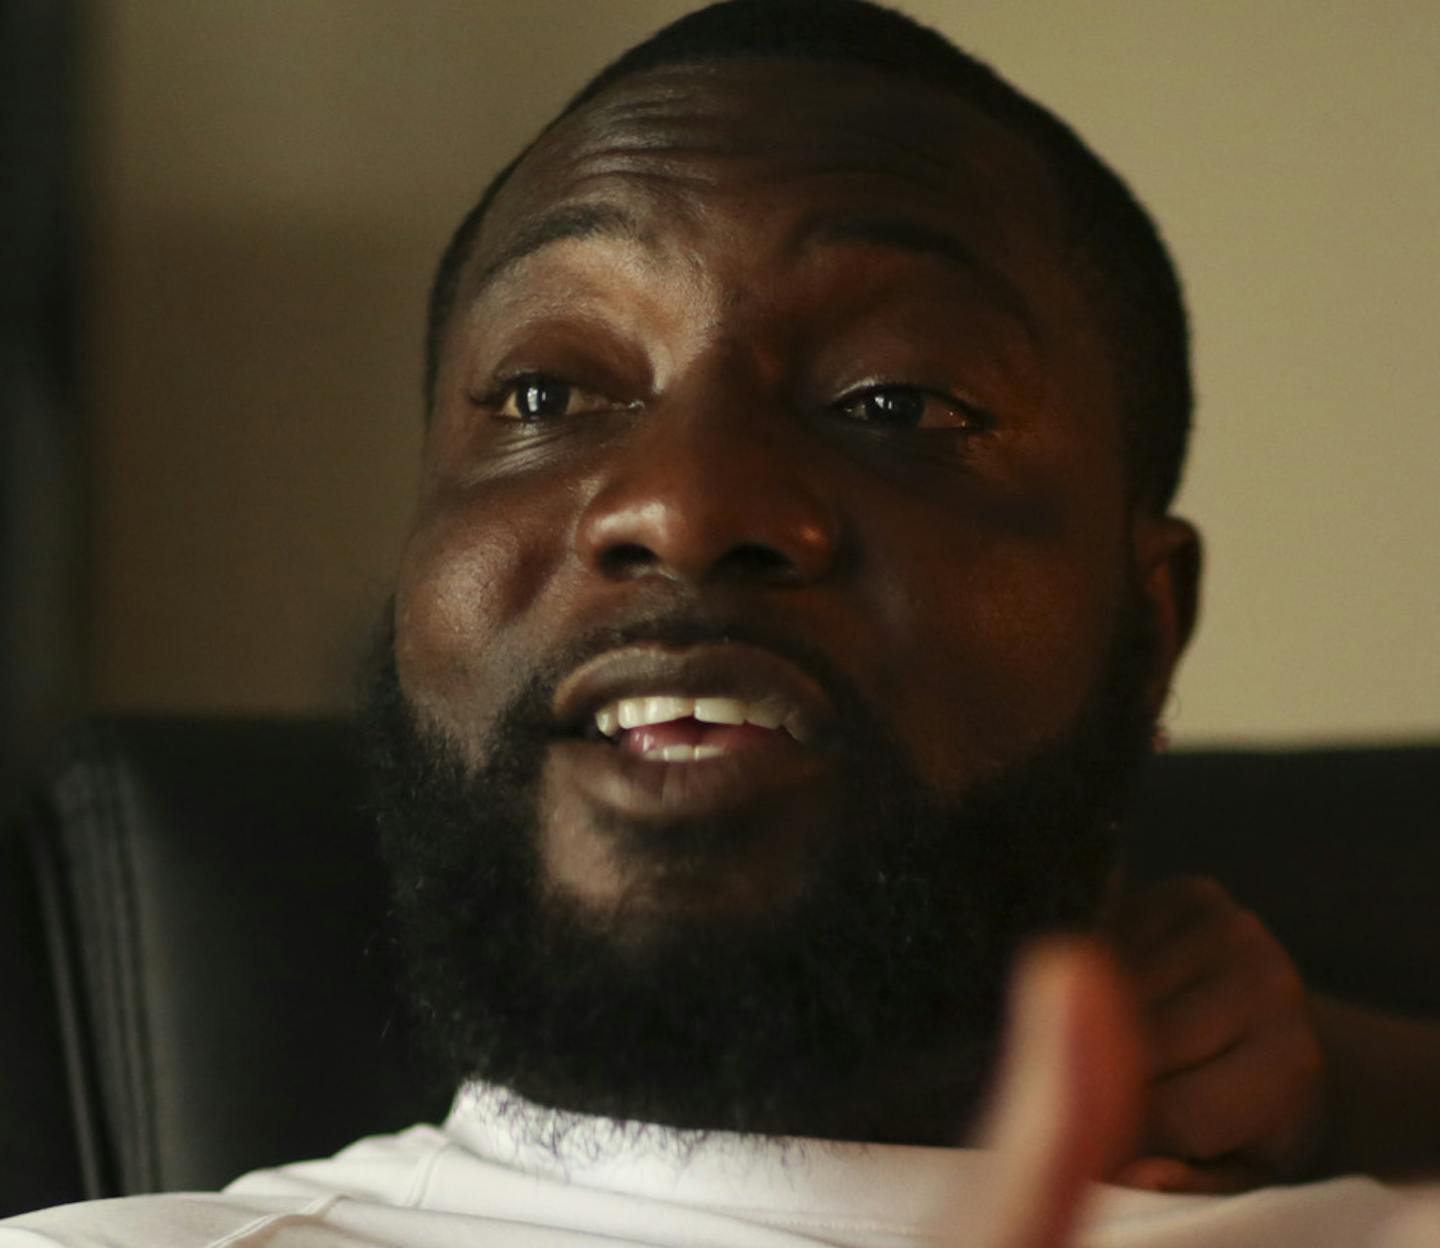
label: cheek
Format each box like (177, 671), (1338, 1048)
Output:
(862, 493), (1125, 790)
(394, 481), (571, 747)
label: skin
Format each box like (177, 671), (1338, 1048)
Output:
(389, 51), (1440, 1195)
(395, 58), (1214, 1154)
(975, 938), (1143, 1248)
(980, 943), (1440, 1246)
(398, 59), (1197, 911)
(1108, 876), (1326, 1189)
(1110, 876), (1440, 1189)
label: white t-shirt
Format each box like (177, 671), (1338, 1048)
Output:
(1, 1084), (1432, 1247)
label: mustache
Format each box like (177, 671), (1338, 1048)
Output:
(501, 606), (884, 737)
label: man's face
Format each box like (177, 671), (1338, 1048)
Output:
(400, 60), (1187, 910)
(383, 58), (1196, 1139)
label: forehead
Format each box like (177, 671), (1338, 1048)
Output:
(467, 59), (1072, 309)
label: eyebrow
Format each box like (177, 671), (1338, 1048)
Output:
(798, 215), (1041, 347)
(470, 202), (643, 297)
(469, 203), (1040, 347)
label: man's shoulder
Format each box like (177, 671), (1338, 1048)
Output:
(0, 1185), (678, 1248)
(1088, 1175), (1423, 1247)
(0, 1123), (455, 1248)
(224, 1121), (453, 1203)
(0, 1193), (326, 1248)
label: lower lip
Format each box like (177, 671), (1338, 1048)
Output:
(549, 732), (829, 821)
(619, 719), (784, 759)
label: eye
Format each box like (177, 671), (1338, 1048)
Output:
(834, 384), (990, 432)
(479, 373), (618, 421)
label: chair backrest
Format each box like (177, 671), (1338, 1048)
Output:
(0, 789), (81, 1212)
(1, 716), (442, 1217)
(3, 716), (1438, 1218)
(1127, 745), (1440, 1018)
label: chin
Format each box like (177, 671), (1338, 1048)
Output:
(363, 599), (1154, 1142)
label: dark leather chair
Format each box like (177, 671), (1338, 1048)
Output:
(2, 715), (1438, 1218)
(0, 717), (442, 1218)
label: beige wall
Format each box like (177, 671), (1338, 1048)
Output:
(88, 1), (1440, 745)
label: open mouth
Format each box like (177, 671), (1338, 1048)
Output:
(547, 641), (835, 818)
(556, 642), (830, 754)
(584, 692), (807, 763)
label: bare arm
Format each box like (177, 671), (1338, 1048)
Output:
(1314, 995), (1440, 1180)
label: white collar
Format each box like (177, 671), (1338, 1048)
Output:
(442, 1081), (999, 1236)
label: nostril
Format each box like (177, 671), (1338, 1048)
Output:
(596, 540), (797, 584)
(599, 543), (660, 579)
(713, 544), (795, 583)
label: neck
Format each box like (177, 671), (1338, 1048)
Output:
(489, 1035), (996, 1148)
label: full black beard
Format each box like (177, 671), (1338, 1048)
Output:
(363, 604), (1155, 1147)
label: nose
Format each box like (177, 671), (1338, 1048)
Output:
(574, 393), (844, 588)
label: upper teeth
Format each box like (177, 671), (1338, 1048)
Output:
(595, 695), (794, 738)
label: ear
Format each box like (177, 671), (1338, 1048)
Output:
(1131, 514), (1202, 721)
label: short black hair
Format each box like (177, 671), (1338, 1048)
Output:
(424, 0), (1191, 512)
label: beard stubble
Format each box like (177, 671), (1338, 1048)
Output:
(364, 602), (1155, 1147)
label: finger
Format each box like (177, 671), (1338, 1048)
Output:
(1146, 967), (1255, 1076)
(1112, 1155), (1268, 1195)
(969, 937), (1142, 1248)
(1108, 876), (1232, 959)
(1145, 935), (1306, 1076)
(1130, 905), (1278, 1008)
(1145, 1021), (1323, 1164)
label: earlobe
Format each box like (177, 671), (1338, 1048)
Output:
(1132, 514), (1202, 720)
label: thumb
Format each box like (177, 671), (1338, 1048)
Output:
(974, 937), (1145, 1248)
